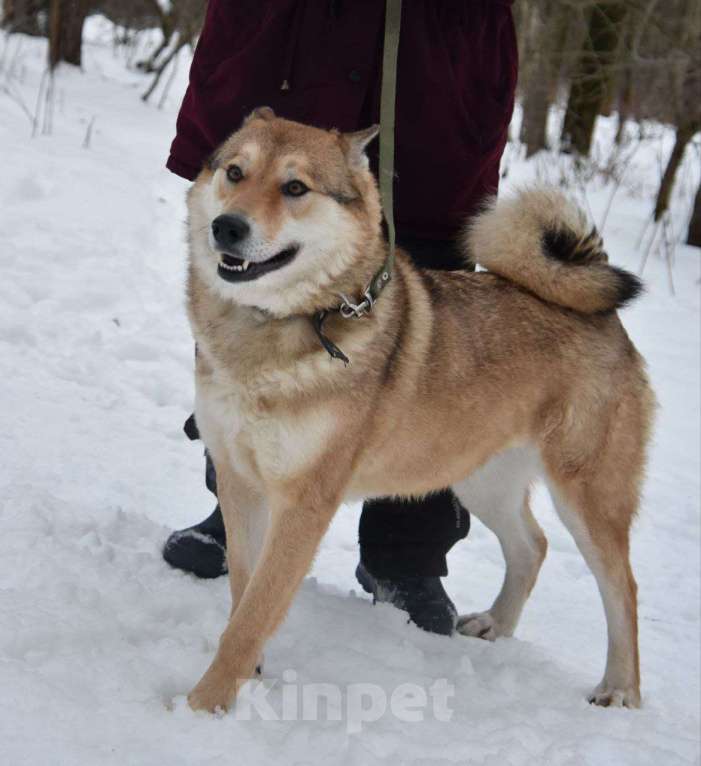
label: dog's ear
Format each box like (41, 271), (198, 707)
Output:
(206, 147), (222, 171)
(343, 125), (379, 169)
(245, 106), (276, 124)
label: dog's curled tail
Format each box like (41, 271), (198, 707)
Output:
(464, 187), (643, 314)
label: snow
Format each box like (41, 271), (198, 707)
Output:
(1, 19), (699, 766)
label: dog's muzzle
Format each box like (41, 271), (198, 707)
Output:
(211, 214), (300, 283)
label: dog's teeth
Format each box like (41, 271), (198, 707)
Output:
(220, 260), (246, 271)
(242, 260), (250, 271)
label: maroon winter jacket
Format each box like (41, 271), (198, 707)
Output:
(167, 0), (517, 242)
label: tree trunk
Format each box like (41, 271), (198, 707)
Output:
(614, 61), (633, 144)
(48, 0), (90, 68)
(521, 77), (552, 157)
(520, 0), (570, 157)
(686, 179), (701, 248)
(561, 2), (628, 155)
(511, 0), (533, 64)
(653, 120), (699, 222)
(614, 3), (648, 144)
(2, 0), (48, 35)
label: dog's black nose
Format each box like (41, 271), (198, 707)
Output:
(211, 214), (250, 249)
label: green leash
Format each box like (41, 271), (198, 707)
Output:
(313, 0), (402, 365)
(374, 0), (402, 299)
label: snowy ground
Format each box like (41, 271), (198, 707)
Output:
(1, 21), (699, 766)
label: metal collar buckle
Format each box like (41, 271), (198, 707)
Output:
(338, 288), (375, 319)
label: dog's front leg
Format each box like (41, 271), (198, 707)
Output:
(214, 458), (267, 610)
(187, 483), (342, 713)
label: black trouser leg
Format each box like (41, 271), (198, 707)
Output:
(359, 491), (470, 578)
(162, 421), (226, 576)
(184, 413), (219, 498)
(182, 413), (225, 545)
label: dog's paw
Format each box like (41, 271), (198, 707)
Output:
(456, 611), (501, 640)
(187, 685), (230, 714)
(187, 667), (236, 714)
(588, 681), (641, 709)
(187, 677), (235, 714)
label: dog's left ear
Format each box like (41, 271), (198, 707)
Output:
(245, 106), (276, 124)
(343, 125), (380, 169)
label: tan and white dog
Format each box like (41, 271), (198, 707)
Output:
(183, 107), (654, 713)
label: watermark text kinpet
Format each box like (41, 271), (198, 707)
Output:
(233, 670), (454, 733)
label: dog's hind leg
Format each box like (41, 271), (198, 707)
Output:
(545, 472), (641, 708)
(538, 371), (652, 708)
(452, 446), (546, 640)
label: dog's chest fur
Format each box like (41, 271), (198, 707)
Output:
(195, 371), (336, 484)
(189, 296), (342, 485)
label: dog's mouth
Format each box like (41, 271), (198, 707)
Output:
(217, 246), (300, 283)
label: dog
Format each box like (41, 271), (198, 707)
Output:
(182, 107), (655, 713)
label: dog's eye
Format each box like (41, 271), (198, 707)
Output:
(282, 180), (309, 197)
(227, 165), (243, 183)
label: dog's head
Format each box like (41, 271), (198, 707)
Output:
(187, 108), (383, 316)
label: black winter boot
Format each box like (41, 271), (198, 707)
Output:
(355, 563), (458, 636)
(162, 505), (228, 579)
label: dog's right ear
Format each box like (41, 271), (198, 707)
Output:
(244, 106), (276, 124)
(342, 125), (380, 169)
